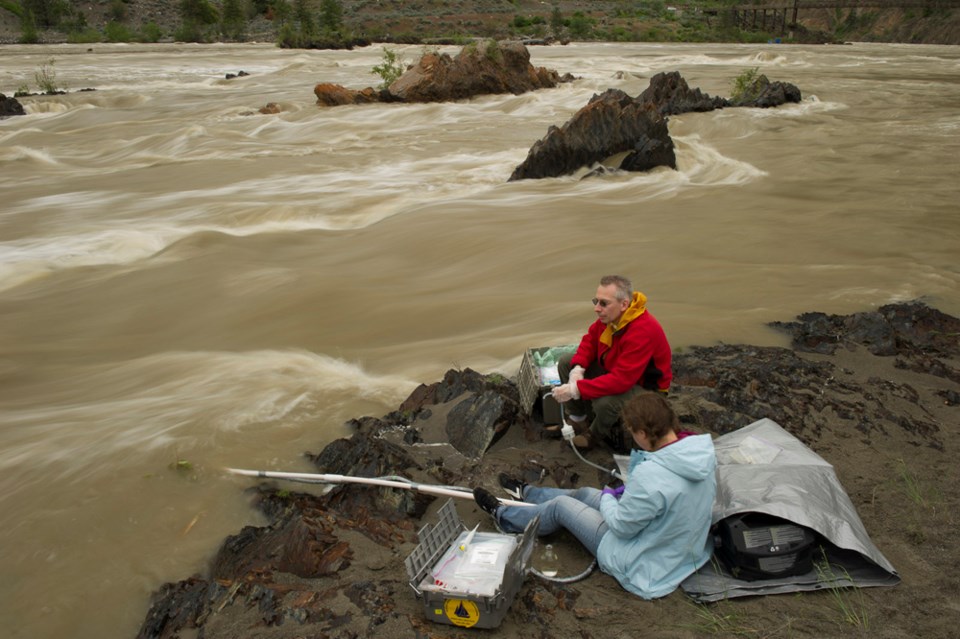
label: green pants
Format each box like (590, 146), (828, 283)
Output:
(558, 353), (651, 451)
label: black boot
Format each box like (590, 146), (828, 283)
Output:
(473, 487), (501, 516)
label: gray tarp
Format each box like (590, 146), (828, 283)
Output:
(679, 418), (900, 602)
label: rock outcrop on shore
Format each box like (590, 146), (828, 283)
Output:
(136, 300), (959, 639)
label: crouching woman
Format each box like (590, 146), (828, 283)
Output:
(473, 392), (716, 599)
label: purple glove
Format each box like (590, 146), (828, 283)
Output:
(601, 485), (625, 499)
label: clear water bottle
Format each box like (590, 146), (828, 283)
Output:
(539, 543), (560, 577)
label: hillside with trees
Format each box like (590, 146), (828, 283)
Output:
(1, 0), (958, 46)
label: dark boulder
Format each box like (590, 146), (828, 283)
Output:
(637, 71), (729, 115)
(510, 71), (803, 180)
(770, 300), (960, 357)
(0, 93), (25, 118)
(446, 390), (508, 459)
(281, 35), (370, 50)
(509, 88), (675, 181)
(212, 503), (353, 580)
(729, 73), (802, 108)
(307, 418), (429, 518)
(135, 577), (213, 639)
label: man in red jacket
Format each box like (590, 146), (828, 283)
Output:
(551, 275), (672, 452)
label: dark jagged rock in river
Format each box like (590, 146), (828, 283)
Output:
(313, 40), (572, 107)
(635, 70), (800, 113)
(0, 93), (25, 118)
(729, 73), (803, 108)
(637, 71), (730, 115)
(510, 71), (802, 180)
(136, 301), (958, 639)
(508, 88), (676, 181)
(281, 36), (371, 50)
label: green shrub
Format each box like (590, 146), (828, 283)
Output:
(371, 47), (406, 90)
(293, 0), (315, 38)
(174, 20), (208, 42)
(731, 67), (761, 102)
(221, 0), (246, 40)
(567, 11), (594, 38)
(138, 21), (162, 42)
(108, 0), (127, 22)
(550, 5), (563, 37)
(66, 27), (102, 43)
(276, 21), (303, 47)
(483, 38), (503, 63)
(319, 0), (343, 32)
(23, 0), (70, 29)
(104, 20), (134, 42)
(511, 14), (544, 29)
(34, 58), (61, 93)
(19, 14), (39, 43)
(0, 1), (25, 19)
(179, 0), (218, 25)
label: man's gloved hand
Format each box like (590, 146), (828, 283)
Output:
(601, 485), (625, 499)
(551, 381), (580, 403)
(569, 365), (585, 383)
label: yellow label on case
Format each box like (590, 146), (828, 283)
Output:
(443, 599), (480, 627)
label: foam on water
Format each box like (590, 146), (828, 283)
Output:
(0, 349), (417, 489)
(0, 144), (61, 165)
(18, 100), (76, 115)
(0, 227), (171, 291)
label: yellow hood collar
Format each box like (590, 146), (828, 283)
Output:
(600, 291), (647, 346)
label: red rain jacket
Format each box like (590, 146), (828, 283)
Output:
(571, 311), (672, 400)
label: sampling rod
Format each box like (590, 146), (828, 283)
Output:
(225, 468), (535, 508)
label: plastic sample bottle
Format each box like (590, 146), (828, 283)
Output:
(539, 543), (560, 577)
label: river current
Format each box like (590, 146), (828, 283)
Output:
(1, 41), (958, 638)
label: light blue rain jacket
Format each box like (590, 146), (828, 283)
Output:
(596, 433), (717, 599)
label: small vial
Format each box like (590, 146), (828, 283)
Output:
(539, 543), (560, 577)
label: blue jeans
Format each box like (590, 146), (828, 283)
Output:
(496, 486), (609, 557)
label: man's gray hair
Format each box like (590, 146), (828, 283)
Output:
(599, 275), (633, 301)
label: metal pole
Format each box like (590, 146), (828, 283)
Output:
(225, 468), (536, 507)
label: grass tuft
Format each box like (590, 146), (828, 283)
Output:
(895, 457), (938, 509)
(684, 598), (763, 637)
(815, 549), (870, 630)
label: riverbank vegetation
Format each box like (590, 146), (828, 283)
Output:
(1, 0), (959, 46)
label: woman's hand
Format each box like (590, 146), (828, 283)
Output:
(602, 485), (625, 499)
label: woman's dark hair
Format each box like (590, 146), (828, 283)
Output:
(620, 392), (679, 447)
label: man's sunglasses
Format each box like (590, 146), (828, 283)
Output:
(592, 298), (617, 308)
